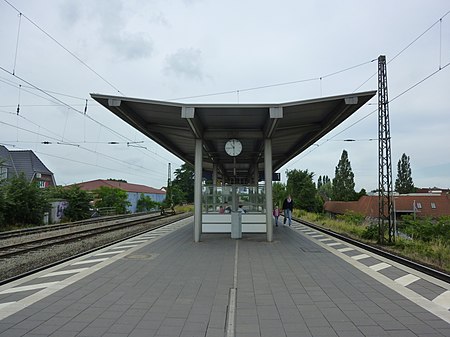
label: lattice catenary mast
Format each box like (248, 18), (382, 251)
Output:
(378, 55), (395, 244)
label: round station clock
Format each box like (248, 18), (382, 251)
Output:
(224, 138), (242, 157)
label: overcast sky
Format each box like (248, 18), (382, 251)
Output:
(0, 0), (449, 191)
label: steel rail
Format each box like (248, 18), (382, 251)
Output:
(0, 214), (167, 259)
(294, 217), (450, 284)
(0, 213), (192, 286)
(0, 211), (159, 240)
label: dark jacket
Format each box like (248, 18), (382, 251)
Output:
(283, 198), (293, 211)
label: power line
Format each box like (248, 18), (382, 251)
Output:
(389, 10), (450, 64)
(353, 10), (450, 92)
(0, 119), (167, 178)
(2, 0), (125, 96)
(171, 59), (376, 101)
(0, 75), (90, 101)
(290, 10), (450, 167)
(34, 150), (164, 182)
(0, 67), (175, 165)
(288, 61), (450, 167)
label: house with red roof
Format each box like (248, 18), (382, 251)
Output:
(73, 179), (166, 213)
(324, 191), (450, 219)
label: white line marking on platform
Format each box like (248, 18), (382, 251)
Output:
(337, 247), (354, 252)
(94, 250), (125, 256)
(310, 234), (324, 238)
(327, 242), (342, 246)
(352, 254), (370, 261)
(395, 274), (421, 287)
(318, 238), (333, 242)
(226, 240), (238, 337)
(369, 262), (391, 271)
(125, 240), (148, 244)
(71, 258), (109, 265)
(0, 282), (59, 294)
(297, 223), (450, 323)
(0, 216), (193, 321)
(112, 245), (138, 249)
(39, 268), (89, 278)
(433, 291), (450, 310)
(0, 302), (15, 310)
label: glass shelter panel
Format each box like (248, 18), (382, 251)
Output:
(202, 184), (266, 213)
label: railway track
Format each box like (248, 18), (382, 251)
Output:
(0, 212), (191, 284)
(0, 211), (159, 241)
(294, 216), (450, 284)
(0, 213), (166, 259)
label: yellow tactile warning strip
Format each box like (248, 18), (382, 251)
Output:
(289, 222), (450, 323)
(0, 217), (191, 320)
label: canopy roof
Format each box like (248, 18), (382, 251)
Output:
(91, 91), (376, 183)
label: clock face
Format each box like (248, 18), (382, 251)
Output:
(225, 139), (242, 157)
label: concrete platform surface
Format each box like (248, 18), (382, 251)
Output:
(0, 216), (449, 337)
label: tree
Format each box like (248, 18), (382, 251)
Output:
(94, 186), (130, 214)
(395, 153), (415, 194)
(317, 175), (333, 201)
(0, 174), (6, 227)
(47, 185), (92, 221)
(332, 150), (357, 201)
(1, 173), (49, 226)
(136, 193), (159, 212)
(172, 163), (195, 204)
(286, 169), (321, 212)
(272, 182), (286, 208)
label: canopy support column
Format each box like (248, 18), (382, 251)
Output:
(194, 138), (203, 242)
(264, 138), (273, 242)
(212, 164), (217, 211)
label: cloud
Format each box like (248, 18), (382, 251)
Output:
(104, 32), (154, 61)
(56, 0), (156, 61)
(164, 48), (204, 80)
(58, 2), (83, 29)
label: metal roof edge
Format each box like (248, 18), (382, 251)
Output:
(90, 90), (377, 109)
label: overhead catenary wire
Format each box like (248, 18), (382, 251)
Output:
(1, 4), (448, 183)
(0, 75), (89, 101)
(0, 119), (167, 178)
(12, 12), (21, 75)
(353, 10), (450, 92)
(290, 10), (450, 167)
(0, 68), (176, 165)
(35, 149), (163, 183)
(0, 65), (175, 164)
(2, 0), (125, 96)
(171, 59), (376, 101)
(288, 60), (450, 168)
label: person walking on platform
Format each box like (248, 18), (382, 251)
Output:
(282, 195), (293, 226)
(273, 205), (280, 226)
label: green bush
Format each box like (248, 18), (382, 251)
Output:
(136, 194), (159, 212)
(300, 211), (450, 273)
(47, 186), (92, 222)
(399, 215), (450, 243)
(94, 186), (130, 214)
(1, 173), (49, 227)
(361, 224), (379, 240)
(337, 211), (365, 226)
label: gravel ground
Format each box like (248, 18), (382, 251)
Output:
(0, 213), (191, 283)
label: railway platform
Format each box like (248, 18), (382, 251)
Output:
(0, 216), (449, 337)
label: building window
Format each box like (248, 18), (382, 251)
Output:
(39, 181), (46, 189)
(431, 202), (436, 209)
(0, 166), (7, 180)
(416, 202), (422, 209)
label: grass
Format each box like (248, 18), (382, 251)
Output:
(296, 210), (450, 274)
(174, 204), (194, 213)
